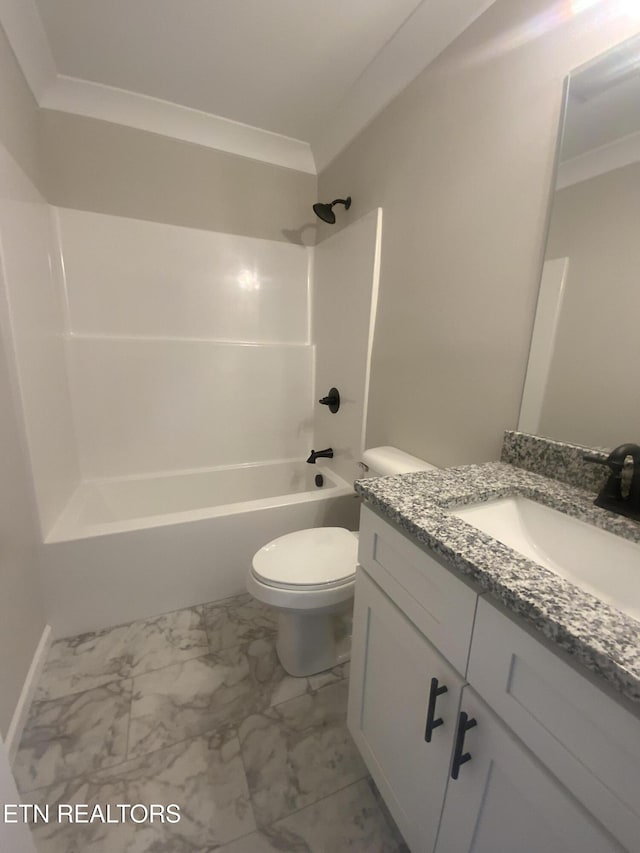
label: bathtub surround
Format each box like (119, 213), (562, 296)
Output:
(0, 157), (80, 535)
(313, 208), (382, 484)
(26, 207), (378, 637)
(55, 208), (313, 479)
(14, 593), (406, 853)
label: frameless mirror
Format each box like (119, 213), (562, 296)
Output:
(519, 33), (640, 449)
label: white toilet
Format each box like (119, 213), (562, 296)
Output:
(247, 446), (437, 676)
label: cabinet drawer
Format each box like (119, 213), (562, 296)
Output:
(468, 597), (640, 852)
(358, 505), (478, 675)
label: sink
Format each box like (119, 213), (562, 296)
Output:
(450, 497), (640, 621)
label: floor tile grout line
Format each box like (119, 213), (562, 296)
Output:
(31, 630), (279, 706)
(18, 721), (243, 798)
(18, 674), (351, 798)
(251, 773), (372, 833)
(199, 774), (397, 852)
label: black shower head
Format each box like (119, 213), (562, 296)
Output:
(312, 196), (351, 224)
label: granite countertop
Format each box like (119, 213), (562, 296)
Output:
(355, 461), (640, 706)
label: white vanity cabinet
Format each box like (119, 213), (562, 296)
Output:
(348, 568), (465, 852)
(436, 686), (621, 853)
(350, 506), (636, 853)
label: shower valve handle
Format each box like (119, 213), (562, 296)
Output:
(318, 387), (340, 414)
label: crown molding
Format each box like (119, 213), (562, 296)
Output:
(0, 0), (316, 174)
(41, 76), (317, 174)
(311, 0), (497, 173)
(556, 129), (640, 189)
(1, 0), (497, 177)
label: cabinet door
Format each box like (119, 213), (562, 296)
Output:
(436, 687), (623, 853)
(348, 568), (465, 853)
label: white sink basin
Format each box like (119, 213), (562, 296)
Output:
(450, 497), (640, 621)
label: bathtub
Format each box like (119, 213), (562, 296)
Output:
(41, 461), (359, 637)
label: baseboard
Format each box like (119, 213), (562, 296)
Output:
(5, 625), (52, 765)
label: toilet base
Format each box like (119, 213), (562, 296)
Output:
(276, 606), (352, 677)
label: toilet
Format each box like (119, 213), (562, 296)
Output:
(247, 446), (437, 676)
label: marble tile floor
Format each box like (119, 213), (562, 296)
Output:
(14, 593), (407, 853)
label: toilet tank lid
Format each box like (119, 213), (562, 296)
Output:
(361, 446), (437, 476)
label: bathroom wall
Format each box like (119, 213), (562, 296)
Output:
(40, 110), (317, 245)
(318, 0), (640, 467)
(56, 208), (315, 479)
(0, 26), (48, 741)
(0, 24), (40, 188)
(313, 209), (382, 482)
(540, 162), (640, 448)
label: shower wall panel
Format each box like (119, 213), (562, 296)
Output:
(55, 208), (314, 478)
(312, 208), (382, 484)
(0, 148), (80, 534)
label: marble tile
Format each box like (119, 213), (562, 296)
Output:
(202, 593), (278, 652)
(238, 680), (368, 827)
(28, 729), (255, 853)
(128, 647), (260, 758)
(217, 778), (407, 852)
(14, 680), (132, 793)
(127, 636), (318, 759)
(36, 606), (209, 701)
(307, 661), (348, 692)
(247, 637), (311, 707)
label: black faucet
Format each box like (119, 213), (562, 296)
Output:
(583, 443), (640, 521)
(306, 448), (334, 464)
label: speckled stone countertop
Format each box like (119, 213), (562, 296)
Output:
(355, 462), (640, 706)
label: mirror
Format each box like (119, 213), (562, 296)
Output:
(519, 34), (640, 449)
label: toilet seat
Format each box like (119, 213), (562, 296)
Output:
(252, 527), (358, 590)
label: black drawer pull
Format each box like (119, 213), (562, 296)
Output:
(451, 711), (477, 779)
(424, 677), (448, 742)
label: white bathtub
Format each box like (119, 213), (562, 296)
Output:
(41, 461), (359, 637)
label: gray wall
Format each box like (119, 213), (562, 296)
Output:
(0, 27), (47, 738)
(40, 110), (318, 244)
(540, 162), (640, 447)
(0, 24), (40, 188)
(318, 0), (638, 467)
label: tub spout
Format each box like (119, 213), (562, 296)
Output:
(306, 448), (334, 464)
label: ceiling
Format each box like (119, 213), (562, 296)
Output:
(2, 0), (497, 171)
(34, 0), (424, 142)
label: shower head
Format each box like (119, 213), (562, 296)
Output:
(312, 196), (351, 224)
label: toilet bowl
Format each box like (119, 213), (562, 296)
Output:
(247, 446), (437, 677)
(247, 527), (358, 676)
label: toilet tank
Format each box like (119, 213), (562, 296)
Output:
(360, 446), (438, 478)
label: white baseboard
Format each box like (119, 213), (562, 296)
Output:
(5, 625), (52, 765)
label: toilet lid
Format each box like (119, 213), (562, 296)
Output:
(252, 527), (358, 589)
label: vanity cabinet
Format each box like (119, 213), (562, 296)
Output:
(350, 506), (636, 853)
(348, 568), (465, 853)
(436, 686), (620, 853)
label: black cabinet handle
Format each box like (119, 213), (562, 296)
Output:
(451, 711), (477, 779)
(424, 677), (448, 742)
